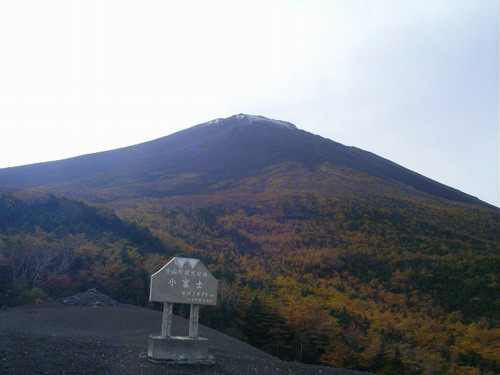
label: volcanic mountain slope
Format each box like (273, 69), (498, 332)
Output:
(0, 114), (490, 207)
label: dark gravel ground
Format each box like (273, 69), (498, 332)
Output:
(0, 302), (374, 375)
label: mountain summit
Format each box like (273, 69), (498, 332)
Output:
(0, 114), (491, 207)
(201, 114), (298, 130)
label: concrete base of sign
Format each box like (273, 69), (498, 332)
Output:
(148, 335), (215, 364)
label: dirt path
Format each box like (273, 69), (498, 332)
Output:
(0, 302), (373, 375)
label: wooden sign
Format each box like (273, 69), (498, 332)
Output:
(150, 257), (218, 306)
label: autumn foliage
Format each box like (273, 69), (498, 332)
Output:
(0, 190), (498, 375)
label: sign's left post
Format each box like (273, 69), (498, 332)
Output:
(161, 302), (173, 337)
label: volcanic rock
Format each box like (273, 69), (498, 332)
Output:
(60, 288), (118, 306)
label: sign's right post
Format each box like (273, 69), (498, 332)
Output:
(189, 304), (200, 338)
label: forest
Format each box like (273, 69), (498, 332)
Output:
(0, 190), (498, 375)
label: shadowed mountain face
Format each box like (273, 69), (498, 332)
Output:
(0, 114), (491, 207)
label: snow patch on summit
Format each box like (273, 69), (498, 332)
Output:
(201, 114), (297, 130)
(235, 114), (297, 130)
(204, 118), (224, 126)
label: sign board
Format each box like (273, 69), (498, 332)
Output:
(150, 257), (218, 306)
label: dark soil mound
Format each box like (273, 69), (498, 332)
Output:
(0, 302), (374, 375)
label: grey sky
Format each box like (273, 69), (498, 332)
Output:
(0, 1), (498, 206)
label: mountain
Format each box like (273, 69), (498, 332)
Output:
(0, 115), (498, 374)
(0, 114), (491, 207)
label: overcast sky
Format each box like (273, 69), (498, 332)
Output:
(0, 1), (498, 206)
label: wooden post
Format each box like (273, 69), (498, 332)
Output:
(189, 304), (200, 338)
(161, 302), (173, 337)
